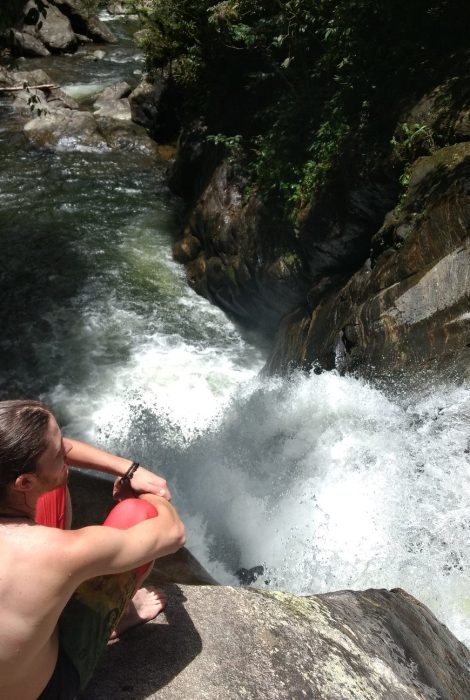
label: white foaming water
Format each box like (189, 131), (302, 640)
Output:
(51, 232), (265, 441)
(62, 82), (115, 100)
(71, 365), (469, 646)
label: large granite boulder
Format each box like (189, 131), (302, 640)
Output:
(23, 108), (109, 148)
(1, 68), (78, 115)
(7, 28), (51, 57)
(51, 0), (117, 43)
(268, 143), (470, 375)
(93, 81), (132, 120)
(21, 0), (78, 53)
(83, 585), (470, 700)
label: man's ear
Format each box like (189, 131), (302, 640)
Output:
(14, 472), (37, 492)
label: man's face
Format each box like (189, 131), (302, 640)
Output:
(34, 415), (72, 491)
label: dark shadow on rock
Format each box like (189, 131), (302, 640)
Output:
(81, 584), (202, 700)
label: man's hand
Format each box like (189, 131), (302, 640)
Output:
(113, 466), (172, 501)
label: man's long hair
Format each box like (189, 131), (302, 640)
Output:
(0, 400), (52, 502)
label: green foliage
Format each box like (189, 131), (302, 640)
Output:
(391, 121), (437, 160)
(136, 0), (468, 218)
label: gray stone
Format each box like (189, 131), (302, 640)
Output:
(93, 81), (132, 119)
(95, 97), (131, 119)
(52, 0), (118, 43)
(82, 585), (470, 700)
(23, 109), (108, 149)
(2, 68), (78, 115)
(106, 2), (127, 14)
(269, 143), (470, 375)
(91, 48), (105, 60)
(95, 115), (159, 155)
(8, 28), (50, 57)
(129, 77), (164, 131)
(22, 0), (78, 53)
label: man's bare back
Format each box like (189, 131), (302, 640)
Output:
(0, 400), (185, 700)
(0, 522), (76, 700)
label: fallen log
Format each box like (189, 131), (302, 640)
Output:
(0, 84), (58, 91)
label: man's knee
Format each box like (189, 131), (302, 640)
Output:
(103, 498), (158, 530)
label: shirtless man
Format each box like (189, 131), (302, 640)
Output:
(0, 399), (186, 700)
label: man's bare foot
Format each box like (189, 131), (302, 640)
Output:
(110, 586), (167, 639)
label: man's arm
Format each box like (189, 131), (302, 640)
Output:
(64, 438), (171, 500)
(64, 496), (185, 584)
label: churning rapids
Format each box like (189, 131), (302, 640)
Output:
(1, 12), (469, 648)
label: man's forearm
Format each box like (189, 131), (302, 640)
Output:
(66, 438), (132, 477)
(65, 439), (172, 500)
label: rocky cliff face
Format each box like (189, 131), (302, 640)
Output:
(268, 143), (470, 375)
(170, 73), (470, 375)
(169, 128), (307, 336)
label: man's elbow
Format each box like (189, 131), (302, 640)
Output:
(168, 521), (186, 553)
(175, 522), (186, 549)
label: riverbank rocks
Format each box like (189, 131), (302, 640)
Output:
(22, 0), (78, 53)
(269, 142), (470, 375)
(167, 64), (470, 377)
(2, 0), (117, 59)
(129, 77), (164, 133)
(7, 28), (51, 57)
(82, 585), (470, 700)
(52, 0), (117, 44)
(93, 81), (132, 120)
(0, 68), (78, 115)
(0, 66), (161, 155)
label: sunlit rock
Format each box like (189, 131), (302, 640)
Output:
(51, 0), (118, 44)
(83, 585), (470, 700)
(22, 0), (78, 53)
(269, 143), (470, 376)
(8, 28), (50, 57)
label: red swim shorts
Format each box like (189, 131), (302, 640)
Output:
(35, 486), (67, 529)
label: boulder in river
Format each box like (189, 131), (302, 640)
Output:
(51, 0), (118, 44)
(95, 115), (160, 155)
(21, 0), (78, 53)
(1, 67), (79, 114)
(82, 585), (470, 700)
(93, 81), (132, 120)
(7, 28), (51, 57)
(23, 109), (109, 149)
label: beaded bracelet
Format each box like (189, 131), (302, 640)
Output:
(119, 461), (140, 486)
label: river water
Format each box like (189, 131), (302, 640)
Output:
(1, 14), (469, 647)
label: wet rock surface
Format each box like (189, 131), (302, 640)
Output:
(170, 74), (470, 375)
(269, 143), (470, 375)
(22, 0), (78, 53)
(171, 151), (307, 335)
(0, 67), (161, 156)
(83, 585), (470, 700)
(1, 0), (117, 59)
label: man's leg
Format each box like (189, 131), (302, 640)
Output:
(58, 498), (162, 692)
